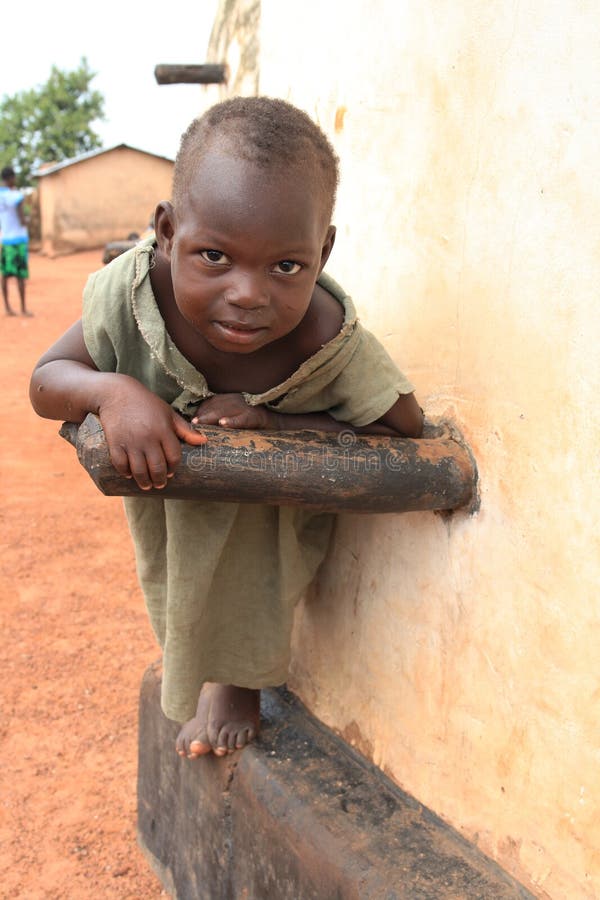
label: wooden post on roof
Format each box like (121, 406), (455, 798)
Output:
(154, 64), (228, 85)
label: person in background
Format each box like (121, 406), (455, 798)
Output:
(0, 165), (31, 316)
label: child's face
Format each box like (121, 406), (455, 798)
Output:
(156, 149), (335, 355)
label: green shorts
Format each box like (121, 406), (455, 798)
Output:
(1, 242), (29, 279)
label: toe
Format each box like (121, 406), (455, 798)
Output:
(212, 725), (230, 756)
(235, 727), (250, 749)
(206, 717), (221, 750)
(176, 720), (211, 759)
(236, 725), (258, 749)
(213, 746), (228, 757)
(189, 739), (211, 757)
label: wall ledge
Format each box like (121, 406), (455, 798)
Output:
(137, 662), (531, 899)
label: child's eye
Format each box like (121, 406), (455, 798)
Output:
(200, 249), (229, 265)
(273, 260), (301, 275)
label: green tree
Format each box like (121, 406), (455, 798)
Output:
(0, 58), (105, 186)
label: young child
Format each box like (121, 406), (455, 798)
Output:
(29, 97), (423, 760)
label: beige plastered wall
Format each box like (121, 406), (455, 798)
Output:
(200, 0), (600, 900)
(38, 148), (173, 256)
(205, 2), (600, 896)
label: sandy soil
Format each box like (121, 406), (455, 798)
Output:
(0, 251), (167, 898)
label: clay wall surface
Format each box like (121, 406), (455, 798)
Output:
(206, 3), (600, 896)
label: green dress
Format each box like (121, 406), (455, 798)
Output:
(82, 239), (414, 721)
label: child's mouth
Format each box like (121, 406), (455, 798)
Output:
(214, 320), (267, 343)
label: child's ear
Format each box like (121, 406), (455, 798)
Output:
(154, 201), (176, 258)
(318, 226), (336, 273)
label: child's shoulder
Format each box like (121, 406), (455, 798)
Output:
(295, 272), (352, 357)
(82, 241), (160, 375)
(82, 241), (154, 345)
(314, 278), (346, 334)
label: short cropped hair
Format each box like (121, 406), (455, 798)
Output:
(1, 166), (15, 181)
(173, 96), (339, 225)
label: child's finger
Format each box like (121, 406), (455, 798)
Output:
(160, 432), (184, 477)
(218, 414), (262, 429)
(190, 410), (221, 425)
(127, 449), (154, 491)
(144, 448), (170, 489)
(217, 413), (251, 428)
(108, 442), (132, 479)
(172, 413), (208, 444)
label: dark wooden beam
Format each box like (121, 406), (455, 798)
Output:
(154, 64), (228, 85)
(138, 670), (533, 900)
(60, 413), (478, 514)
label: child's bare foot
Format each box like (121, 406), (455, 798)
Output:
(176, 683), (260, 759)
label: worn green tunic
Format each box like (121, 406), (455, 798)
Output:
(82, 239), (414, 721)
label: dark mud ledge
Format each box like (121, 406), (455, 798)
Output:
(137, 662), (533, 899)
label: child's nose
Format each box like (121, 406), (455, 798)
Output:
(226, 271), (269, 309)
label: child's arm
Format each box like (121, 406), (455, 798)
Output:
(191, 392), (423, 438)
(30, 320), (207, 490)
(360, 393), (424, 438)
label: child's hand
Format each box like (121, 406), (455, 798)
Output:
(192, 394), (279, 430)
(98, 379), (207, 490)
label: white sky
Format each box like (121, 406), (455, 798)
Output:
(0, 0), (220, 161)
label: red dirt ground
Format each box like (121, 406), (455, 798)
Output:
(0, 251), (167, 898)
